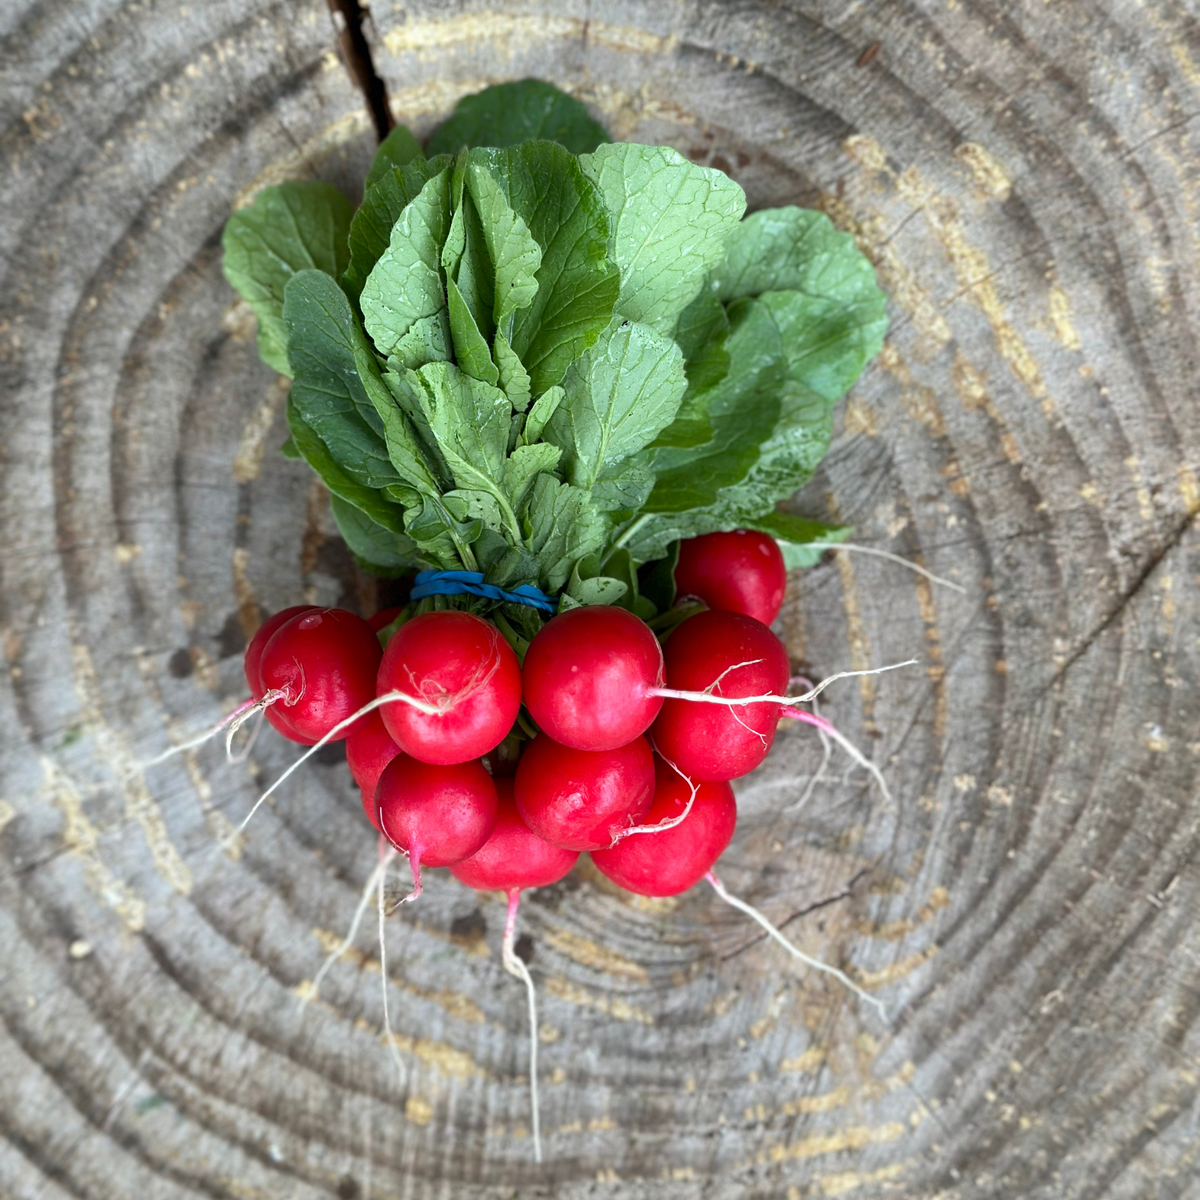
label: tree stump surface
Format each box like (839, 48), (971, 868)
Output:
(3, 2), (1199, 1197)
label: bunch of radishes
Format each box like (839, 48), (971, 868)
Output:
(209, 77), (897, 1162)
(243, 529), (791, 903)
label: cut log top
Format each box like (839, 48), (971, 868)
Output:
(2, 1), (1199, 1197)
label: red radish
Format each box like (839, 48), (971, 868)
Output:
(674, 529), (787, 626)
(376, 610), (521, 765)
(650, 608), (790, 781)
(258, 608), (382, 743)
(515, 733), (654, 851)
(367, 605), (403, 633)
(376, 754), (498, 898)
(243, 605), (317, 743)
(450, 780), (579, 891)
(522, 605), (664, 751)
(263, 708), (315, 744)
(244, 605), (314, 688)
(345, 711), (402, 830)
(591, 760), (737, 896)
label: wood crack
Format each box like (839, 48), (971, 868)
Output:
(1049, 505), (1198, 688)
(326, 0), (392, 142)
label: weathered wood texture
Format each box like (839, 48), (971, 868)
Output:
(3, 1), (1199, 1196)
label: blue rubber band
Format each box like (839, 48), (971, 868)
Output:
(410, 569), (558, 614)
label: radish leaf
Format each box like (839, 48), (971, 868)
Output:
(643, 298), (786, 514)
(652, 289), (729, 449)
(471, 143), (619, 392)
(224, 79), (890, 601)
(579, 143), (745, 333)
(465, 161), (542, 326)
(283, 269), (442, 497)
(222, 182), (354, 375)
(361, 168), (453, 359)
(283, 270), (402, 490)
(428, 80), (609, 156)
(330, 493), (419, 572)
(494, 331), (533, 411)
(446, 276), (500, 385)
(545, 320), (686, 491)
(365, 125), (423, 188)
(522, 475), (607, 592)
(285, 397), (407, 535)
(343, 155), (451, 301)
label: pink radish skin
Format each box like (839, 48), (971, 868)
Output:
(244, 606), (314, 689)
(674, 530), (787, 626)
(650, 609), (790, 782)
(522, 605), (664, 751)
(376, 754), (498, 871)
(258, 608), (382, 743)
(450, 780), (579, 891)
(244, 605), (317, 744)
(591, 760), (737, 896)
(345, 712), (402, 830)
(377, 611), (521, 765)
(515, 733), (655, 851)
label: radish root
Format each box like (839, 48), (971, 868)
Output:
(226, 689), (455, 846)
(781, 709), (894, 808)
(377, 844), (406, 1091)
(502, 889), (542, 1164)
(610, 756), (698, 846)
(802, 542), (967, 594)
(649, 658), (918, 709)
(131, 690), (283, 777)
(787, 697), (833, 812)
(400, 633), (505, 710)
(223, 691), (283, 759)
(705, 870), (888, 1021)
(392, 853), (423, 908)
(300, 842), (399, 1010)
(226, 705), (266, 764)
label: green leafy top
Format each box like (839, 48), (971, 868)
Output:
(427, 79), (610, 157)
(221, 80), (886, 623)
